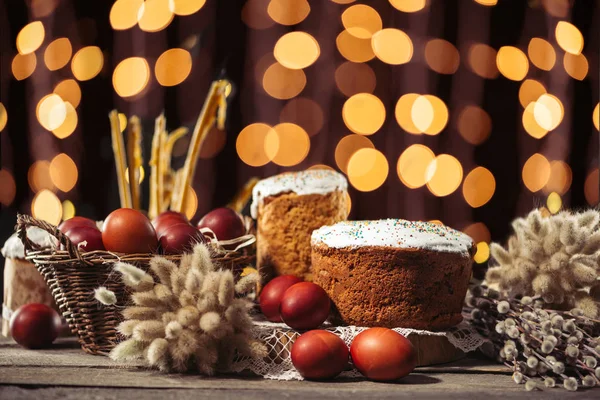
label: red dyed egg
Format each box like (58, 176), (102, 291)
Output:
(350, 328), (417, 381)
(197, 207), (245, 241)
(64, 226), (105, 252)
(152, 211), (190, 237)
(58, 216), (97, 233)
(102, 208), (158, 254)
(280, 282), (330, 330)
(259, 275), (303, 322)
(159, 223), (207, 255)
(10, 303), (62, 349)
(291, 330), (349, 380)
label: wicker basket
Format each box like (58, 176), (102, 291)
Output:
(16, 214), (256, 356)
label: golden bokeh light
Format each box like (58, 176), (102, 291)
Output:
(474, 242), (490, 264)
(496, 46), (529, 81)
(49, 153), (78, 192)
(280, 98), (324, 136)
(416, 95), (448, 135)
(547, 192), (562, 214)
(522, 153), (551, 192)
(457, 105), (491, 145)
(242, 0), (275, 30)
(12, 53), (37, 81)
(342, 4), (382, 39)
(389, 0), (427, 12)
(336, 30), (375, 63)
(522, 103), (548, 139)
(0, 170), (16, 206)
(71, 46), (104, 81)
(267, 0), (310, 25)
(62, 200), (76, 221)
(119, 113), (128, 132)
(236, 123), (278, 167)
(342, 93), (386, 135)
(474, 0), (497, 5)
(347, 148), (389, 192)
(262, 62), (306, 99)
(0, 103), (6, 132)
(32, 190), (63, 225)
(16, 21), (45, 55)
(335, 62), (376, 97)
(28, 161), (55, 192)
(274, 32), (320, 70)
(110, 0), (144, 30)
(534, 94), (563, 131)
(467, 43), (498, 79)
(463, 222), (491, 244)
(52, 102), (78, 139)
(54, 79), (81, 109)
(426, 154), (463, 197)
(429, 220), (443, 225)
(331, 0), (356, 3)
(266, 123), (310, 167)
(563, 52), (588, 81)
(155, 48), (192, 86)
(44, 38), (72, 71)
(462, 167), (496, 208)
(541, 0), (569, 17)
(172, 0), (207, 15)
(183, 185), (198, 220)
(424, 39), (460, 74)
(594, 103), (599, 131)
(137, 0), (174, 32)
(371, 28), (413, 65)
(527, 38), (555, 71)
(518, 79), (546, 108)
(113, 57), (150, 98)
(30, 0), (60, 18)
(544, 160), (572, 195)
(199, 127), (226, 159)
(308, 164), (335, 171)
(584, 169), (599, 206)
(37, 94), (67, 131)
(335, 134), (375, 174)
(397, 144), (435, 189)
(555, 21), (583, 55)
(125, 166), (145, 184)
(411, 96), (434, 133)
(395, 93), (420, 134)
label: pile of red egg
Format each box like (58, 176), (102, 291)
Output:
(259, 275), (417, 381)
(58, 207), (246, 255)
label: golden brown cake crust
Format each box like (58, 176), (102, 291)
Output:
(311, 243), (473, 330)
(257, 191), (347, 282)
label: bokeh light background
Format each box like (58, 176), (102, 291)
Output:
(0, 0), (598, 268)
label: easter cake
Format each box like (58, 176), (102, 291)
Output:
(252, 169), (348, 282)
(311, 219), (475, 330)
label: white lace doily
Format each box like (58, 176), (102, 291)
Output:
(231, 320), (486, 380)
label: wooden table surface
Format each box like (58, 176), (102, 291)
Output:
(0, 337), (596, 399)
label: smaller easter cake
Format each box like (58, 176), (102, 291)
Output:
(252, 169), (348, 282)
(311, 219), (475, 330)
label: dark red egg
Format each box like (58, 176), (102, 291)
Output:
(159, 223), (207, 255)
(58, 216), (97, 233)
(291, 330), (349, 380)
(102, 208), (158, 254)
(152, 211), (190, 237)
(197, 207), (245, 241)
(350, 327), (417, 381)
(280, 282), (331, 330)
(64, 226), (105, 252)
(259, 275), (303, 322)
(10, 303), (62, 349)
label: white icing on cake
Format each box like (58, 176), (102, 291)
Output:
(311, 219), (474, 255)
(251, 170), (348, 218)
(1, 227), (56, 259)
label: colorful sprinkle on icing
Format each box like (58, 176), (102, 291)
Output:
(312, 219), (474, 255)
(251, 170), (347, 218)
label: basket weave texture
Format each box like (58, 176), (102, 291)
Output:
(16, 214), (255, 355)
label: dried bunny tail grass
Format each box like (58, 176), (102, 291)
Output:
(165, 320), (183, 339)
(491, 243), (512, 266)
(197, 293), (218, 313)
(225, 299), (254, 331)
(231, 334), (267, 359)
(178, 253), (194, 276)
(573, 291), (599, 319)
(114, 262), (154, 289)
(132, 320), (166, 342)
(177, 306), (200, 328)
(577, 210), (600, 230)
(171, 329), (199, 372)
(191, 243), (213, 274)
(199, 311), (221, 334)
(235, 272), (258, 294)
(185, 268), (203, 293)
(178, 289), (196, 307)
(117, 319), (140, 337)
(218, 270), (235, 307)
(149, 256), (177, 286)
(110, 339), (145, 361)
(170, 268), (186, 296)
(94, 287), (117, 305)
(195, 335), (218, 375)
(122, 306), (160, 321)
(147, 338), (170, 371)
(131, 290), (163, 308)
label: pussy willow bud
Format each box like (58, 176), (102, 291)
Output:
(567, 336), (579, 345)
(565, 345), (579, 358)
(544, 377), (555, 388)
(525, 380), (537, 391)
(563, 320), (576, 333)
(520, 296), (533, 306)
(504, 318), (516, 327)
(582, 375), (596, 387)
(570, 308), (584, 317)
(541, 340), (555, 354)
(546, 355), (556, 364)
(551, 314), (564, 329)
(512, 371), (524, 384)
(497, 301), (510, 314)
(563, 377), (577, 392)
(545, 335), (558, 346)
(584, 356), (597, 369)
(507, 327), (520, 339)
(521, 311), (535, 321)
(495, 321), (505, 334)
(526, 356), (539, 369)
(552, 361), (565, 375)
